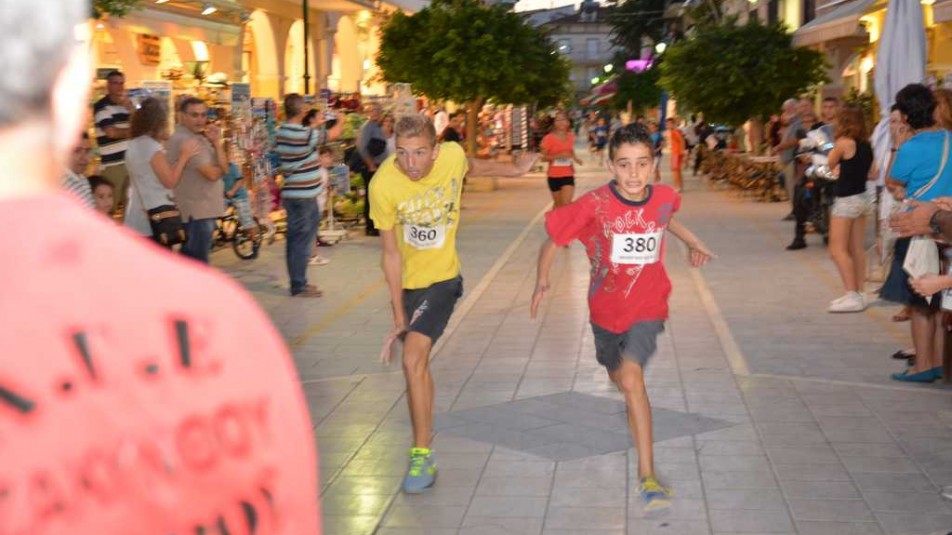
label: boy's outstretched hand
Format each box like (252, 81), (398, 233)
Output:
(530, 282), (549, 320)
(688, 240), (715, 268)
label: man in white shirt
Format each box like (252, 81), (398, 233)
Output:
(61, 132), (94, 209)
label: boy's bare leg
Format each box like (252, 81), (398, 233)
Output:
(609, 358), (654, 478)
(403, 332), (435, 447)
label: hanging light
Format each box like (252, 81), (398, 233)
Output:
(591, 77), (599, 85)
(603, 64), (613, 73)
(201, 3), (217, 15)
(655, 42), (667, 54)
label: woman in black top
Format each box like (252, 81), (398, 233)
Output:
(825, 105), (877, 313)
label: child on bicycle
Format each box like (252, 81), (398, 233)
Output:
(222, 143), (259, 241)
(531, 123), (714, 514)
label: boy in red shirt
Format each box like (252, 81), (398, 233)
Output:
(531, 123), (714, 513)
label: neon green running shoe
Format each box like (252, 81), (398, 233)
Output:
(403, 447), (437, 494)
(638, 475), (673, 514)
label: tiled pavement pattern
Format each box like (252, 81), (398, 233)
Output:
(215, 151), (952, 534)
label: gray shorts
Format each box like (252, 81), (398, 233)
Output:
(403, 276), (463, 342)
(831, 190), (874, 219)
(592, 320), (665, 372)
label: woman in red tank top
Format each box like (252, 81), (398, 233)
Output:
(540, 111), (583, 207)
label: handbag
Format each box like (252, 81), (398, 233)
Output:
(133, 178), (188, 246)
(901, 132), (950, 287)
(146, 205), (188, 246)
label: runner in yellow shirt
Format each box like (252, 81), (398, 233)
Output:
(371, 113), (541, 493)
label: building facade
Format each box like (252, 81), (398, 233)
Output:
(540, 2), (619, 96)
(91, 0), (426, 102)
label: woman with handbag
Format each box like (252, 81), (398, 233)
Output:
(881, 84), (952, 383)
(124, 97), (201, 245)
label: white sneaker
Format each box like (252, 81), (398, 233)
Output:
(828, 292), (866, 313)
(308, 255), (330, 266)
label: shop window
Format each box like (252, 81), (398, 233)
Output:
(768, 0), (779, 25)
(802, 0), (815, 24)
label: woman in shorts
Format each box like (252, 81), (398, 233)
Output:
(826, 105), (876, 313)
(540, 111), (582, 208)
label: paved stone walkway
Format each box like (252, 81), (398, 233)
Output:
(214, 148), (952, 535)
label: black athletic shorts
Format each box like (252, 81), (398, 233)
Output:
(547, 176), (575, 192)
(403, 276), (464, 342)
(591, 320), (665, 372)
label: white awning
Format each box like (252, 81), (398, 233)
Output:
(792, 0), (879, 47)
(935, 0), (952, 24)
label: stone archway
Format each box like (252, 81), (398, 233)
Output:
(284, 20), (318, 95)
(246, 10), (280, 99)
(332, 15), (361, 94)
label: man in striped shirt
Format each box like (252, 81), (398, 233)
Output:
(93, 70), (132, 213)
(61, 132), (94, 209)
(274, 94), (343, 297)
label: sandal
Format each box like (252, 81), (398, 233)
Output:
(891, 350), (915, 361)
(892, 307), (911, 322)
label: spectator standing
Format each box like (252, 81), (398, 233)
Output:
(87, 175), (115, 218)
(825, 105), (876, 312)
(881, 84), (951, 383)
(124, 97), (201, 242)
(93, 70), (133, 213)
(774, 99), (804, 219)
(667, 117), (686, 192)
(274, 93), (343, 296)
(62, 132), (94, 209)
(440, 111), (465, 143)
(0, 3), (323, 530)
(433, 106), (449, 140)
(168, 97), (229, 264)
(358, 103), (389, 236)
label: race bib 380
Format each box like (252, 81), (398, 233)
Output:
(610, 230), (663, 265)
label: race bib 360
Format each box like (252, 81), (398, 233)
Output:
(404, 224), (446, 250)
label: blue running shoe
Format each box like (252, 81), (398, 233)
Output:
(403, 447), (437, 494)
(638, 475), (673, 514)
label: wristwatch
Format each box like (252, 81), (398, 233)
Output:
(928, 209), (943, 236)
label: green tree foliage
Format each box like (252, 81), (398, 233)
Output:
(609, 67), (662, 114)
(606, 0), (667, 57)
(93, 0), (141, 18)
(377, 0), (571, 108)
(659, 20), (827, 126)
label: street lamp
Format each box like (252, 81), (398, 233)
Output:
(604, 64), (613, 73)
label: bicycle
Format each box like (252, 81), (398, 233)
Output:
(212, 205), (266, 260)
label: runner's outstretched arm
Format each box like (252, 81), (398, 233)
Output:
(667, 218), (715, 268)
(466, 153), (540, 178)
(531, 239), (559, 319)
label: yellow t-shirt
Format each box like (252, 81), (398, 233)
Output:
(369, 142), (468, 289)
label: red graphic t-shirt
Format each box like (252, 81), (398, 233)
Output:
(545, 183), (681, 333)
(540, 132), (576, 178)
(0, 195), (319, 535)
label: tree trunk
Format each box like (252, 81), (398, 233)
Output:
(464, 99), (482, 157)
(747, 116), (764, 155)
